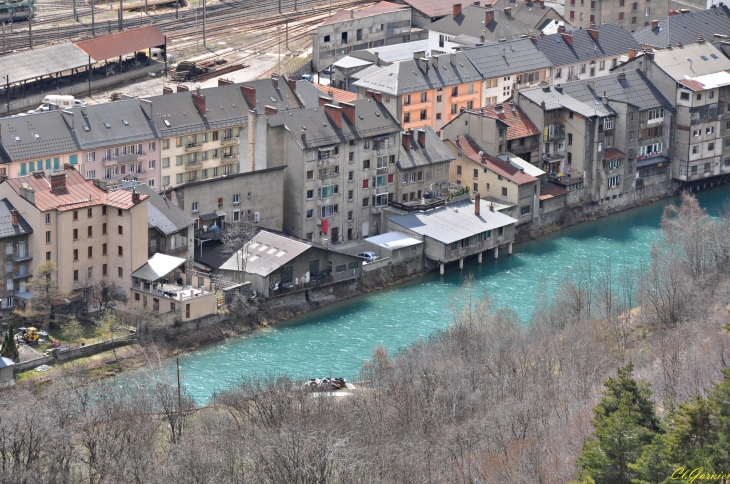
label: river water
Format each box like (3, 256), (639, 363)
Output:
(130, 187), (730, 403)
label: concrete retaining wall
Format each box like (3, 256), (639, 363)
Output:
(13, 355), (53, 373)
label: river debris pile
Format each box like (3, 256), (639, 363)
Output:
(303, 377), (355, 392)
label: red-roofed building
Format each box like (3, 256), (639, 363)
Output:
(442, 104), (542, 165)
(0, 165), (149, 298)
(312, 83), (358, 103)
(312, 2), (413, 70)
(445, 134), (540, 225)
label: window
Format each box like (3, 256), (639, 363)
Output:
(217, 197), (224, 209)
(708, 142), (715, 151)
(103, 243), (107, 256)
(191, 202), (199, 212)
(362, 197), (369, 207)
(451, 104), (458, 115)
(363, 159), (370, 169)
(521, 205), (531, 215)
(570, 10), (575, 19)
(707, 126), (715, 135)
(74, 270), (79, 282)
(118, 225), (123, 235)
(118, 209), (123, 217)
(502, 187), (507, 197)
(691, 165), (698, 174)
(697, 93), (702, 101)
(45, 213), (51, 224)
(420, 92), (427, 103)
(87, 151), (96, 162)
(118, 267), (123, 278)
(568, 133), (573, 146)
(680, 92), (690, 100)
(404, 94), (411, 106)
(692, 145), (699, 154)
(348, 190), (353, 200)
(456, 165), (462, 175)
(73, 211), (78, 221)
(451, 86), (458, 97)
(73, 228), (78, 240)
(348, 211), (353, 221)
(73, 249), (79, 261)
(599, 60), (605, 70)
(118, 246), (123, 256)
(307, 189), (314, 200)
(362, 179), (369, 189)
(590, 14), (595, 23)
(705, 162), (712, 172)
(306, 209), (314, 219)
(631, 17), (636, 24)
(607, 175), (620, 188)
(46, 231), (51, 244)
(87, 226), (92, 237)
(420, 110), (427, 120)
(608, 159), (620, 170)
(88, 246), (93, 258)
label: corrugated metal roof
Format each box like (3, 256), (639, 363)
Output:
(0, 199), (32, 238)
(3, 167), (147, 212)
(539, 182), (568, 200)
(0, 42), (90, 84)
(75, 26), (166, 62)
(365, 231), (422, 249)
(632, 6), (730, 49)
(131, 253), (186, 281)
(678, 70), (730, 91)
(388, 199), (518, 244)
(222, 230), (311, 276)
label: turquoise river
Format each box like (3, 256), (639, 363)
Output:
(128, 186), (730, 404)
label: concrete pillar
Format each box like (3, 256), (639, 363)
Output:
(508, 242), (513, 256)
(440, 262), (444, 275)
(478, 251), (482, 264)
(459, 258), (464, 270)
(494, 246), (499, 259)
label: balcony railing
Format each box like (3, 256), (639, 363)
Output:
(13, 269), (32, 279)
(544, 123), (566, 141)
(221, 154), (239, 163)
(184, 143), (204, 152)
(12, 251), (32, 262)
(221, 137), (238, 146)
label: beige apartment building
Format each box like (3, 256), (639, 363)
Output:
(566, 0), (670, 31)
(0, 166), (148, 298)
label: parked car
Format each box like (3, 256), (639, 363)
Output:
(322, 65), (334, 75)
(357, 251), (379, 263)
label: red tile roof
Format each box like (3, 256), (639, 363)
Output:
(399, 0), (452, 18)
(75, 26), (165, 62)
(312, 83), (358, 103)
(470, 103), (541, 140)
(539, 183), (568, 201)
(678, 79), (706, 91)
(603, 147), (626, 161)
(3, 166), (148, 212)
(449, 135), (537, 185)
(325, 2), (407, 25)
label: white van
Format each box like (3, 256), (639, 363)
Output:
(28, 96), (86, 114)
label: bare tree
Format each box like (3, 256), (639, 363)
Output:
(221, 219), (258, 284)
(16, 261), (68, 332)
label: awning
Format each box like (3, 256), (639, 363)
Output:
(637, 156), (668, 168)
(199, 212), (219, 221)
(13, 291), (33, 300)
(74, 26), (165, 62)
(603, 147), (626, 161)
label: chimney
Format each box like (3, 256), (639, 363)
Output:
(318, 95), (331, 107)
(453, 3), (462, 18)
(240, 84), (257, 108)
(61, 110), (74, 130)
(176, 85), (189, 92)
(489, 202), (494, 212)
(340, 101), (356, 124)
(140, 99), (152, 119)
(530, 35), (537, 45)
(474, 192), (480, 215)
(132, 187), (141, 204)
(271, 73), (279, 88)
(697, 36), (705, 44)
(264, 105), (278, 115)
(417, 129), (426, 147)
(588, 26), (599, 40)
(618, 72), (626, 81)
(432, 55), (439, 69)
(365, 90), (374, 99)
(301, 128), (306, 141)
(373, 92), (382, 103)
(373, 51), (380, 65)
(163, 86), (173, 95)
(645, 50), (655, 60)
(218, 78), (233, 86)
(557, 24), (566, 34)
(602, 91), (608, 104)
(418, 57), (429, 74)
(561, 33), (573, 46)
(677, 42), (683, 48)
(413, 50), (426, 60)
(628, 48), (637, 60)
(651, 19), (659, 30)
(349, 9), (353, 18)
(504, 6), (511, 16)
(324, 104), (342, 129)
(192, 92), (206, 115)
(402, 130), (412, 150)
(11, 209), (18, 227)
(50, 172), (66, 190)
(287, 77), (297, 91)
(485, 9), (494, 25)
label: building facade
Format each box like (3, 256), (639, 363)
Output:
(0, 199), (32, 313)
(566, 0), (670, 31)
(395, 127), (454, 204)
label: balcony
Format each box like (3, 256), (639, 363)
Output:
(375, 185), (388, 194)
(184, 143), (204, 152)
(371, 206), (383, 214)
(544, 123), (565, 141)
(221, 154), (239, 163)
(13, 269), (32, 279)
(185, 160), (203, 170)
(541, 151), (564, 163)
(104, 152), (148, 165)
(221, 136), (238, 146)
(12, 251), (32, 262)
(104, 170), (147, 183)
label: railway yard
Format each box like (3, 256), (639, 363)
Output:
(1, 0), (372, 104)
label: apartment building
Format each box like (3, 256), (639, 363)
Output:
(489, 0), (566, 32)
(517, 69), (673, 204)
(395, 127), (454, 204)
(244, 98), (401, 243)
(0, 199), (33, 313)
(354, 51), (483, 136)
(615, 42), (730, 186)
(566, 0), (670, 31)
(394, 0), (452, 28)
(446, 135), (540, 224)
(442, 102), (542, 164)
(632, 5), (730, 50)
(64, 99), (161, 190)
(0, 165), (148, 296)
(427, 4), (537, 52)
(534, 24), (643, 82)
(0, 111), (80, 178)
(312, 2), (413, 71)
(463, 38), (553, 107)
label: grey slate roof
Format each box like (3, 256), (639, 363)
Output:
(535, 24), (642, 67)
(68, 99), (158, 150)
(490, 0), (565, 29)
(0, 199), (32, 238)
(388, 199), (518, 244)
(463, 38), (553, 79)
(122, 184), (194, 236)
(267, 98), (400, 149)
(241, 78), (305, 112)
(632, 6), (730, 49)
(0, 111), (78, 163)
(294, 80), (328, 108)
(429, 5), (537, 41)
(650, 43), (730, 81)
(353, 51), (483, 95)
(398, 126), (455, 170)
(520, 84), (613, 117)
(363, 40), (431, 63)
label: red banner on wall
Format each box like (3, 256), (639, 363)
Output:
(322, 218), (329, 234)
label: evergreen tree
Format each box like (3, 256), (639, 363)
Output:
(0, 322), (19, 361)
(578, 362), (662, 484)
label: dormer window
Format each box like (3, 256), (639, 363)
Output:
(13, 136), (20, 142)
(163, 120), (171, 127)
(122, 120), (129, 126)
(33, 133), (40, 139)
(104, 122), (111, 129)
